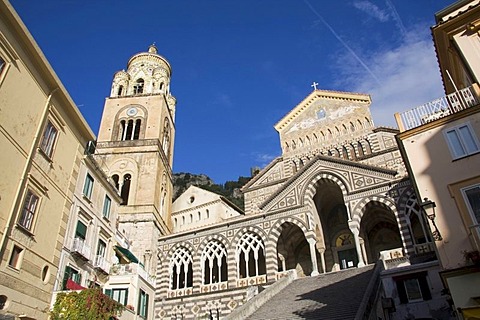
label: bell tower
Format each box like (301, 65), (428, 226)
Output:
(94, 45), (176, 274)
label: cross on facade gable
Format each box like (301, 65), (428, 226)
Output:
(311, 81), (319, 90)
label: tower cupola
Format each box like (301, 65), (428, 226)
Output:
(110, 45), (173, 98)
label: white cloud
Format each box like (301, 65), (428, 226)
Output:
(251, 152), (277, 167)
(333, 27), (444, 128)
(353, 1), (390, 22)
(212, 92), (234, 109)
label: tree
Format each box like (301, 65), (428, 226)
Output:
(51, 288), (123, 320)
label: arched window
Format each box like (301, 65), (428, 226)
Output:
(365, 139), (372, 154)
(358, 119), (363, 129)
(357, 141), (365, 157)
(134, 78), (144, 94)
(202, 241), (228, 285)
(111, 174), (120, 190)
(190, 213), (193, 223)
(284, 142), (289, 153)
(174, 218), (177, 228)
(133, 119), (141, 140)
(291, 140), (296, 150)
(117, 85), (123, 96)
(198, 212), (201, 221)
(342, 124), (347, 134)
(162, 119), (170, 157)
(120, 174), (131, 205)
(170, 247), (193, 289)
(313, 133), (318, 143)
(236, 232), (266, 279)
(305, 136), (311, 146)
(160, 82), (164, 90)
(120, 119), (141, 141)
(350, 122), (355, 132)
(342, 146), (349, 160)
(350, 143), (357, 159)
(365, 117), (371, 127)
(206, 209), (210, 219)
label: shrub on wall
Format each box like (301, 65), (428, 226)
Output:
(51, 288), (123, 320)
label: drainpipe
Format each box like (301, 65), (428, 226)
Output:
(0, 88), (58, 262)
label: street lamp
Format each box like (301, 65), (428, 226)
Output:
(421, 198), (443, 241)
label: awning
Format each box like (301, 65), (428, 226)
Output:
(114, 245), (139, 263)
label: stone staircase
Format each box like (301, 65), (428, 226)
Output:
(245, 265), (377, 320)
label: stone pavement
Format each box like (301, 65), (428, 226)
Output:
(247, 265), (375, 320)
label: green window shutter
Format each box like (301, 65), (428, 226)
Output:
(124, 289), (129, 306)
(62, 266), (72, 290)
(75, 221), (87, 240)
(104, 289), (112, 297)
(145, 293), (149, 318)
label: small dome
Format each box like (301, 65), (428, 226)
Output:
(148, 44), (158, 54)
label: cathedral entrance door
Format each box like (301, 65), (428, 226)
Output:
(338, 248), (358, 270)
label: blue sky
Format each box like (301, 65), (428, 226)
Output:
(10, 0), (454, 184)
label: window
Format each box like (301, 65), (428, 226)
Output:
(75, 221), (87, 240)
(97, 239), (107, 257)
(202, 241), (228, 284)
(170, 247), (193, 289)
(463, 184), (480, 224)
(83, 174), (94, 199)
(134, 79), (144, 94)
(0, 57), (5, 75)
(39, 121), (58, 158)
(62, 266), (81, 290)
(138, 289), (149, 318)
(8, 245), (23, 269)
(105, 288), (129, 306)
(18, 190), (38, 231)
(394, 272), (431, 304)
(236, 232), (266, 279)
(103, 195), (111, 219)
(444, 123), (480, 159)
(120, 174), (131, 205)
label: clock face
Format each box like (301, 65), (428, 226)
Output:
(127, 107), (137, 116)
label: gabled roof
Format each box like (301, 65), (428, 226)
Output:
(274, 89), (371, 133)
(172, 185), (243, 215)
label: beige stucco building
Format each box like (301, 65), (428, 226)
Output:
(395, 0), (480, 318)
(0, 0), (94, 318)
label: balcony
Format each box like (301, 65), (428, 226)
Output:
(71, 238), (91, 260)
(93, 255), (111, 274)
(110, 263), (155, 287)
(395, 85), (479, 132)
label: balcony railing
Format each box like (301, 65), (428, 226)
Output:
(71, 238), (91, 260)
(93, 255), (111, 274)
(395, 85), (479, 132)
(110, 263), (155, 287)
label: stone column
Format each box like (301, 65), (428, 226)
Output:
(307, 238), (319, 276)
(351, 228), (366, 267)
(318, 248), (326, 274)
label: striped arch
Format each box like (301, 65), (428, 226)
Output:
(301, 171), (350, 206)
(268, 216), (310, 244)
(196, 233), (230, 256)
(166, 240), (196, 258)
(350, 195), (398, 225)
(230, 225), (268, 252)
(351, 196), (412, 255)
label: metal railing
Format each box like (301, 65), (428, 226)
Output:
(395, 86), (479, 131)
(71, 238), (91, 260)
(93, 255), (111, 273)
(110, 263), (155, 287)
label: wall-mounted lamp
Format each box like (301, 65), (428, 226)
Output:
(421, 198), (443, 241)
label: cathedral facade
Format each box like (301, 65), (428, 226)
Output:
(153, 87), (432, 318)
